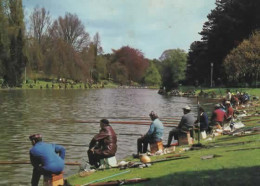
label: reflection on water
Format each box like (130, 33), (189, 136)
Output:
(0, 88), (215, 185)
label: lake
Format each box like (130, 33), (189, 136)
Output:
(0, 88), (216, 185)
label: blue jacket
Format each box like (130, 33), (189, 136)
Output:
(146, 118), (164, 142)
(30, 142), (65, 173)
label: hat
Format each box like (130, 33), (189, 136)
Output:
(225, 101), (231, 104)
(215, 104), (220, 108)
(183, 105), (191, 110)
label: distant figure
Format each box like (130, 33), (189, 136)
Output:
(88, 119), (117, 168)
(166, 106), (195, 147)
(29, 134), (65, 186)
(225, 101), (234, 122)
(194, 107), (209, 132)
(136, 111), (164, 155)
(209, 104), (226, 132)
(226, 89), (232, 101)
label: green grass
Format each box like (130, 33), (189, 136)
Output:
(196, 88), (260, 97)
(66, 101), (260, 185)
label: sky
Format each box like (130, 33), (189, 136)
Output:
(22, 0), (216, 59)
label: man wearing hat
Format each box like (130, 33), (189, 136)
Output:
(88, 119), (117, 168)
(136, 111), (164, 155)
(166, 105), (195, 147)
(29, 134), (65, 186)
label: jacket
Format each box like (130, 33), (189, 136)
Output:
(89, 125), (117, 157)
(29, 142), (65, 173)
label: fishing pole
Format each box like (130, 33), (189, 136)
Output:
(75, 120), (179, 126)
(0, 161), (81, 166)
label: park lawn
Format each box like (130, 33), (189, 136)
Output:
(195, 87), (260, 98)
(66, 108), (260, 186)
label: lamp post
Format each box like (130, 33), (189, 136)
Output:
(210, 63), (213, 87)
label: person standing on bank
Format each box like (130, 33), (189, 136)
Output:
(136, 111), (164, 155)
(166, 106), (195, 147)
(29, 134), (65, 186)
(88, 119), (117, 168)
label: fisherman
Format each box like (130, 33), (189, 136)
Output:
(194, 107), (209, 133)
(136, 111), (164, 156)
(29, 134), (65, 186)
(88, 119), (117, 168)
(166, 105), (195, 147)
(225, 101), (234, 122)
(208, 104), (226, 133)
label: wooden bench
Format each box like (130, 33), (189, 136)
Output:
(150, 141), (164, 154)
(43, 172), (64, 186)
(178, 132), (193, 146)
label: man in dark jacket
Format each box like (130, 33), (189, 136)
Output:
(88, 119), (117, 168)
(194, 107), (209, 132)
(29, 134), (65, 186)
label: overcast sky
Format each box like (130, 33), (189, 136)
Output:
(22, 0), (216, 59)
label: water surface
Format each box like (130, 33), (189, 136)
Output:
(0, 88), (215, 185)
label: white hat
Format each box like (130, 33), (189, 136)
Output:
(183, 105), (191, 110)
(225, 101), (231, 104)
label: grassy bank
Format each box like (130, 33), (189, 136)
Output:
(66, 99), (260, 186)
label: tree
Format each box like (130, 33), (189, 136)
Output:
(224, 31), (260, 86)
(1, 0), (26, 87)
(111, 46), (149, 84)
(29, 7), (51, 44)
(144, 61), (161, 86)
(188, 0), (260, 86)
(0, 0), (9, 79)
(49, 12), (90, 51)
(160, 49), (187, 91)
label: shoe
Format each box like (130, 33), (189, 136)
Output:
(132, 153), (140, 158)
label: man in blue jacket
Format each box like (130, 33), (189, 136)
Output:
(136, 111), (164, 155)
(29, 134), (65, 186)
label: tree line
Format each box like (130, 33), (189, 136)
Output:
(0, 0), (259, 89)
(186, 0), (260, 88)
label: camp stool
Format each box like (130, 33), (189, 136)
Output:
(178, 132), (193, 146)
(43, 172), (64, 186)
(150, 141), (164, 154)
(99, 156), (117, 169)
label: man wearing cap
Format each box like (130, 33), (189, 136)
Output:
(88, 119), (117, 168)
(136, 111), (164, 155)
(166, 106), (195, 147)
(29, 134), (65, 186)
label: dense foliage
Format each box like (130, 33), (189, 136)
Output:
(0, 0), (26, 87)
(160, 49), (187, 91)
(187, 0), (260, 87)
(224, 31), (260, 87)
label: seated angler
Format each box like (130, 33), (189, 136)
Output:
(87, 119), (117, 169)
(194, 107), (209, 133)
(208, 104), (226, 133)
(136, 111), (164, 156)
(29, 134), (66, 186)
(166, 105), (195, 147)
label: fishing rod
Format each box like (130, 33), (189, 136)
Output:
(0, 161), (81, 166)
(75, 120), (179, 126)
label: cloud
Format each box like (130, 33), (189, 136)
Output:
(22, 0), (216, 59)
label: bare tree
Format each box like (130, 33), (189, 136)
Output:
(29, 7), (51, 44)
(49, 12), (90, 51)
